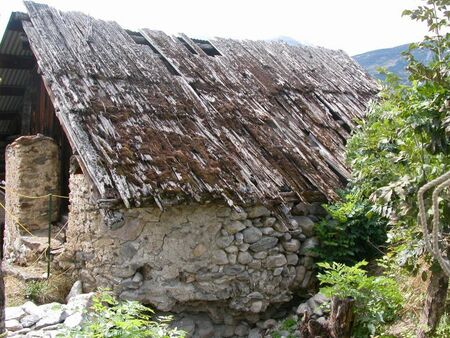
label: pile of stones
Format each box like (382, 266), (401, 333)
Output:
(4, 282), (92, 337)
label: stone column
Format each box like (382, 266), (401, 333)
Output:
(5, 134), (60, 237)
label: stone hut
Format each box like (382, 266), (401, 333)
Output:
(0, 1), (378, 335)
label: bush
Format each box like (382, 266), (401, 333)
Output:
(314, 193), (388, 265)
(317, 261), (403, 337)
(67, 290), (186, 338)
(25, 280), (50, 304)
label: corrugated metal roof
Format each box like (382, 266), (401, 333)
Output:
(0, 12), (33, 136)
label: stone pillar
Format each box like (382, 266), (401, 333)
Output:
(5, 135), (60, 235)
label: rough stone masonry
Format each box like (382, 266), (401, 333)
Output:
(4, 135), (60, 264)
(56, 171), (323, 335)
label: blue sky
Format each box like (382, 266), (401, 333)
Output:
(0, 0), (426, 55)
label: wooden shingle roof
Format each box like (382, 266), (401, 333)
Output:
(21, 1), (378, 208)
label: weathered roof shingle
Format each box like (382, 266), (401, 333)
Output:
(21, 1), (378, 208)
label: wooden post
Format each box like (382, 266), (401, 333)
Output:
(329, 296), (355, 338)
(47, 194), (52, 279)
(299, 296), (355, 338)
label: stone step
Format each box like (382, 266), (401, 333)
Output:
(4, 262), (48, 282)
(21, 236), (63, 254)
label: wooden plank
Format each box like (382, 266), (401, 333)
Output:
(0, 112), (20, 120)
(0, 54), (34, 69)
(0, 86), (25, 96)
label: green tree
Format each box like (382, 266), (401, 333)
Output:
(346, 0), (449, 336)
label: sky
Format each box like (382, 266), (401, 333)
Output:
(0, 0), (427, 55)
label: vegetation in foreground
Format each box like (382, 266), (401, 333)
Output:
(66, 290), (186, 338)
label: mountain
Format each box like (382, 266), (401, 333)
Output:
(353, 43), (433, 82)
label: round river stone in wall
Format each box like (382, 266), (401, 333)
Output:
(249, 237), (278, 252)
(243, 227), (263, 243)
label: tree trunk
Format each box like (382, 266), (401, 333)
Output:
(299, 296), (355, 338)
(328, 297), (355, 338)
(417, 267), (449, 338)
(0, 221), (5, 335)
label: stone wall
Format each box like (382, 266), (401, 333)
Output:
(5, 134), (60, 231)
(5, 135), (60, 263)
(60, 172), (324, 336)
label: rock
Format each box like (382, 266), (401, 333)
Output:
(239, 243), (250, 252)
(300, 237), (319, 256)
(282, 239), (301, 252)
(223, 265), (245, 275)
(288, 219), (299, 230)
(225, 245), (239, 254)
(212, 250), (229, 265)
(253, 251), (268, 259)
(175, 317), (195, 335)
(292, 202), (309, 216)
(243, 227), (263, 243)
(192, 243), (207, 257)
(132, 272), (144, 283)
(294, 266), (306, 284)
(64, 312), (84, 328)
(230, 210), (247, 221)
(261, 227), (274, 235)
(311, 293), (329, 304)
(307, 297), (324, 316)
(228, 253), (237, 264)
(283, 233), (292, 241)
(250, 301), (264, 313)
(237, 252), (253, 265)
(66, 280), (83, 302)
(296, 302), (312, 315)
(34, 307), (65, 329)
(301, 270), (313, 288)
(247, 206), (270, 219)
(5, 319), (22, 331)
(224, 221), (246, 234)
(197, 319), (214, 338)
(20, 314), (40, 328)
(249, 237), (278, 252)
(286, 254), (299, 265)
(266, 254), (287, 268)
(65, 293), (94, 316)
(264, 217), (277, 227)
(235, 322), (250, 336)
(303, 256), (315, 268)
(248, 328), (262, 338)
(273, 222), (289, 233)
(22, 301), (38, 315)
(273, 267), (283, 276)
(293, 216), (315, 236)
(248, 260), (262, 269)
(5, 306), (25, 321)
(262, 319), (277, 329)
(216, 235), (234, 248)
(234, 232), (244, 245)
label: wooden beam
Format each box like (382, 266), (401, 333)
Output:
(0, 112), (20, 120)
(0, 54), (34, 70)
(0, 86), (25, 96)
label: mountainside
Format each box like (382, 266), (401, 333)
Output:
(353, 43), (432, 82)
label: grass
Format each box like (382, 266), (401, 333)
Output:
(5, 270), (75, 306)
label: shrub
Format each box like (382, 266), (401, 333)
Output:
(317, 261), (403, 337)
(314, 192), (388, 265)
(67, 290), (186, 338)
(25, 280), (50, 304)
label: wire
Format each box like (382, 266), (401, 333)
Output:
(0, 185), (69, 200)
(0, 201), (35, 237)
